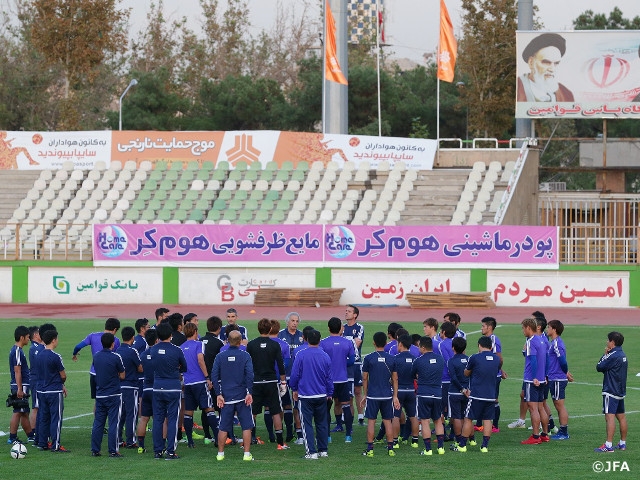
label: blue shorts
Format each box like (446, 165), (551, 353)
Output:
(448, 394), (468, 420)
(603, 395), (625, 415)
(465, 397), (495, 421)
(364, 398), (394, 421)
(549, 380), (567, 401)
(394, 390), (417, 418)
(31, 390), (39, 409)
(542, 381), (550, 400)
(333, 382), (351, 403)
(524, 383), (545, 403)
(141, 390), (154, 417)
(416, 396), (442, 422)
(348, 363), (363, 387)
(184, 382), (213, 411)
(219, 401), (255, 432)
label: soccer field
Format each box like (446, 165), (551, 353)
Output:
(1, 317), (638, 479)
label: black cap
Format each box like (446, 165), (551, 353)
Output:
(522, 33), (566, 62)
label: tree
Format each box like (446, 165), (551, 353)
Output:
(457, 0), (518, 138)
(29, 0), (129, 129)
(573, 7), (640, 30)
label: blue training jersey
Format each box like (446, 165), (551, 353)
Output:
(438, 337), (454, 382)
(277, 328), (304, 357)
(342, 322), (364, 363)
(37, 349), (65, 393)
(181, 339), (207, 385)
(9, 345), (30, 389)
(142, 349), (155, 390)
(547, 337), (568, 381)
(447, 353), (469, 395)
(466, 351), (500, 401)
(289, 347), (333, 398)
(362, 350), (394, 399)
(411, 351), (443, 398)
(93, 349), (125, 397)
(29, 341), (44, 390)
(319, 335), (355, 383)
(272, 336), (291, 378)
(393, 350), (416, 391)
(211, 346), (254, 403)
(150, 341), (187, 391)
(597, 346), (627, 399)
(116, 344), (142, 389)
(73, 331), (120, 375)
(524, 334), (547, 383)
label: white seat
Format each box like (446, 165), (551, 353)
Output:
(472, 161), (486, 172)
(302, 210), (318, 223)
(54, 169), (69, 181)
(468, 170), (482, 183)
(467, 210), (483, 224)
(374, 199), (390, 213)
(122, 189), (136, 201)
(337, 169), (352, 182)
(313, 189), (327, 202)
(238, 180), (253, 191)
(206, 180), (221, 191)
(386, 209), (401, 223)
(112, 179), (127, 191)
(33, 179), (47, 191)
(87, 169), (101, 181)
(476, 189), (491, 203)
(500, 169), (513, 183)
(42, 189), (56, 201)
(51, 198), (65, 211)
(106, 189), (120, 201)
(61, 208), (76, 221)
(488, 161), (502, 172)
(473, 200), (487, 213)
(333, 178), (348, 192)
(306, 170), (321, 183)
(19, 199), (33, 210)
(94, 160), (107, 171)
(368, 210), (385, 225)
(451, 210), (466, 224)
(310, 161), (324, 171)
(102, 169), (117, 182)
(329, 189), (344, 201)
(379, 190), (395, 202)
(39, 170), (53, 181)
(271, 180), (285, 191)
(326, 161), (339, 171)
(489, 195), (503, 213)
(354, 169), (369, 182)
(335, 209), (350, 223)
(302, 180), (316, 192)
(139, 160), (152, 171)
(124, 160), (137, 171)
(291, 199), (306, 211)
(297, 189), (311, 202)
(404, 169), (418, 182)
(255, 179), (269, 191)
(460, 190), (474, 203)
(191, 179), (205, 191)
(341, 198), (356, 211)
(100, 198), (114, 211)
(345, 190), (360, 201)
(387, 170), (402, 182)
(118, 169), (132, 182)
(308, 199), (323, 212)
(35, 198), (49, 210)
(109, 160), (122, 172)
(322, 169), (336, 183)
(343, 161), (356, 172)
(93, 208), (108, 221)
(391, 199), (405, 211)
(317, 179), (332, 191)
(77, 208), (92, 221)
(324, 199), (339, 211)
(318, 210), (334, 223)
(377, 160), (390, 172)
(62, 161), (75, 171)
(223, 180), (237, 190)
(484, 170), (499, 183)
(49, 178), (63, 190)
(392, 161), (406, 172)
(28, 208), (42, 220)
(362, 190), (377, 202)
(134, 170), (147, 181)
(85, 198), (98, 211)
(90, 189), (104, 201)
(481, 180), (495, 193)
(81, 178), (95, 190)
(286, 180), (300, 192)
(75, 188), (89, 201)
(116, 199), (130, 210)
(287, 210), (301, 222)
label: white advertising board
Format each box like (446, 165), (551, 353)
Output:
(0, 267), (12, 303)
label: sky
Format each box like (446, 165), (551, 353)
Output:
(2, 0), (640, 63)
(116, 0), (640, 63)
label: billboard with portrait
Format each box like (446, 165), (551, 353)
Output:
(516, 30), (640, 119)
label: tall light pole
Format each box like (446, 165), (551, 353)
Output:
(119, 79), (138, 131)
(456, 81), (469, 147)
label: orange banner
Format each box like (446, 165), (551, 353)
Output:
(325, 1), (348, 85)
(437, 0), (457, 83)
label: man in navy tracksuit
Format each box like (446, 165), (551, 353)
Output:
(211, 330), (255, 461)
(91, 333), (125, 457)
(594, 331), (628, 452)
(289, 329), (333, 460)
(116, 327), (143, 448)
(150, 323), (187, 460)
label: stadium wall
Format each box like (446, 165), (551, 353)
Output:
(0, 262), (637, 308)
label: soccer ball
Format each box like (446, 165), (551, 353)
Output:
(10, 442), (27, 459)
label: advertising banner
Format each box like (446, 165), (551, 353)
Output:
(179, 268), (316, 305)
(93, 224), (324, 266)
(0, 267), (12, 303)
(95, 224), (558, 269)
(332, 269), (470, 306)
(0, 131), (111, 170)
(28, 267), (163, 304)
(516, 31), (640, 119)
(487, 270), (629, 307)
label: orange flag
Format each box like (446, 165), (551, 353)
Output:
(437, 0), (457, 83)
(325, 0), (348, 85)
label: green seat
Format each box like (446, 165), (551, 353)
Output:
(259, 170), (274, 182)
(148, 199), (162, 211)
(141, 209), (156, 221)
(296, 160), (309, 171)
(207, 210), (221, 221)
(137, 190), (152, 201)
(290, 170), (306, 182)
(249, 190), (264, 201)
(173, 209), (187, 222)
(265, 190), (280, 202)
(276, 199), (290, 210)
(216, 161), (230, 171)
(281, 190), (296, 202)
(249, 161), (262, 171)
(132, 199), (146, 211)
(234, 190), (247, 201)
(170, 161), (184, 171)
(195, 199), (210, 211)
(265, 161), (278, 171)
(154, 160), (168, 171)
(142, 179), (158, 191)
(260, 199), (275, 211)
(159, 179), (173, 190)
(189, 209), (204, 222)
(245, 199), (259, 211)
(175, 180), (189, 191)
(270, 210), (285, 222)
(157, 209), (172, 221)
(211, 169), (227, 181)
(180, 170), (195, 182)
(229, 199), (243, 210)
(222, 210), (237, 221)
(152, 190), (167, 202)
(169, 190), (183, 201)
(218, 190), (232, 201)
(235, 161), (248, 171)
(228, 170), (243, 181)
(244, 170), (258, 182)
(149, 170), (164, 181)
(202, 161), (214, 171)
(254, 210), (269, 223)
(275, 170), (289, 182)
(126, 209), (140, 221)
(239, 210), (254, 222)
(165, 170), (179, 181)
(212, 199), (227, 210)
(179, 199), (193, 211)
(201, 190), (215, 201)
(281, 160), (294, 171)
(186, 161), (199, 171)
(196, 169), (210, 181)
(185, 190), (199, 201)
(164, 199), (178, 211)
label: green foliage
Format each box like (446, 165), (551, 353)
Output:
(573, 7), (640, 30)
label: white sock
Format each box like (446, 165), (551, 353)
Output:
(605, 441), (613, 448)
